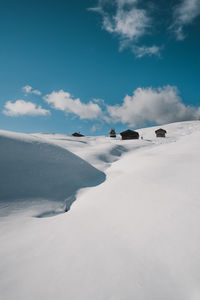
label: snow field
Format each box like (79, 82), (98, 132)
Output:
(0, 121), (200, 300)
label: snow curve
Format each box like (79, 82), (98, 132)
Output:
(0, 130), (105, 208)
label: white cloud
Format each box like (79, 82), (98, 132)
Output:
(92, 0), (151, 40)
(22, 85), (42, 96)
(172, 0), (200, 40)
(132, 45), (161, 58)
(90, 0), (200, 56)
(109, 6), (150, 41)
(3, 100), (50, 117)
(44, 90), (102, 120)
(89, 0), (159, 57)
(107, 86), (200, 127)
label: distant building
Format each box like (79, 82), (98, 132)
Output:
(72, 132), (84, 137)
(120, 129), (139, 140)
(109, 128), (116, 138)
(155, 128), (167, 137)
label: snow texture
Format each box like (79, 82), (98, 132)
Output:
(0, 121), (200, 300)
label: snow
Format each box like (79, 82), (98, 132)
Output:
(0, 130), (105, 213)
(0, 121), (200, 300)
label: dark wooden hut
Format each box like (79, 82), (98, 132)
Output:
(109, 128), (116, 138)
(72, 132), (84, 137)
(155, 128), (167, 138)
(120, 129), (139, 140)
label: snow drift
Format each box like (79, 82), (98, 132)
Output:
(0, 130), (105, 208)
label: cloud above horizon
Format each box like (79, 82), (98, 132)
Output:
(44, 90), (102, 120)
(89, 0), (200, 57)
(22, 85), (42, 96)
(44, 86), (200, 127)
(89, 0), (158, 57)
(3, 100), (50, 117)
(3, 86), (200, 127)
(132, 45), (161, 58)
(107, 86), (200, 126)
(171, 0), (200, 40)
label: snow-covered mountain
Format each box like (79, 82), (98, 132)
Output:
(0, 121), (200, 300)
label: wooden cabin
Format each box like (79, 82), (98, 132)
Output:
(109, 128), (116, 138)
(155, 128), (167, 138)
(72, 132), (84, 137)
(120, 129), (139, 140)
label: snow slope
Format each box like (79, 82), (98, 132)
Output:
(0, 121), (200, 300)
(33, 133), (150, 171)
(0, 130), (105, 213)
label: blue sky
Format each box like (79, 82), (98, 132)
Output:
(0, 0), (200, 135)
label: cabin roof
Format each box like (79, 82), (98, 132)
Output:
(109, 128), (116, 133)
(120, 129), (139, 136)
(72, 132), (84, 137)
(155, 128), (167, 133)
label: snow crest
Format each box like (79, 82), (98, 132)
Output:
(0, 130), (105, 212)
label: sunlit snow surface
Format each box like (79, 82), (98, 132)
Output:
(0, 121), (200, 300)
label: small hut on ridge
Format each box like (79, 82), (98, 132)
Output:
(155, 128), (167, 138)
(120, 129), (139, 140)
(109, 128), (116, 138)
